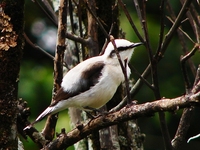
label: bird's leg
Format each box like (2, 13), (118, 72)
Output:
(83, 106), (106, 119)
(85, 111), (96, 119)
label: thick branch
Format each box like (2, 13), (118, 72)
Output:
(44, 91), (200, 149)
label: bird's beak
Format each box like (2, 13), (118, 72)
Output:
(132, 42), (143, 48)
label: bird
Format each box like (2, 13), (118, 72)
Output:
(24, 39), (142, 129)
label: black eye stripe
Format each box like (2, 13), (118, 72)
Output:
(117, 45), (135, 51)
(109, 45), (135, 57)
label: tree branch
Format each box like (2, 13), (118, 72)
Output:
(119, 0), (144, 43)
(181, 45), (199, 91)
(84, 0), (110, 41)
(68, 0), (80, 62)
(112, 0), (193, 115)
(160, 0), (193, 58)
(172, 45), (200, 149)
(23, 33), (55, 60)
(42, 0), (67, 141)
(155, 0), (165, 57)
(44, 90), (200, 149)
(33, 0), (58, 27)
(110, 36), (131, 104)
(65, 32), (89, 45)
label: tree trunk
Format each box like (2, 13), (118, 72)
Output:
(0, 0), (24, 149)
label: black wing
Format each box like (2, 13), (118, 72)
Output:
(50, 61), (105, 107)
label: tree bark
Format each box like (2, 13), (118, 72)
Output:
(0, 0), (24, 149)
(44, 88), (200, 149)
(42, 0), (67, 141)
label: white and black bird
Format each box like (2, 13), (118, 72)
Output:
(25, 39), (142, 128)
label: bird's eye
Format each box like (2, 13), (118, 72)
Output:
(109, 50), (116, 57)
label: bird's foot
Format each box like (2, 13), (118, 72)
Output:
(126, 100), (137, 107)
(83, 106), (101, 119)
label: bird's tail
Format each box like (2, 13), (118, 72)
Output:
(24, 107), (53, 130)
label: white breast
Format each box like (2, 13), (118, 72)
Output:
(63, 63), (127, 109)
(54, 56), (130, 111)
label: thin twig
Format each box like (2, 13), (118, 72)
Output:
(41, 0), (58, 25)
(128, 64), (154, 90)
(24, 32), (71, 69)
(99, 23), (114, 55)
(180, 44), (199, 91)
(160, 0), (193, 59)
(124, 59), (131, 104)
(165, 2), (200, 149)
(166, 0), (196, 77)
(83, 1), (137, 103)
(180, 0), (200, 73)
(23, 33), (54, 60)
(159, 1), (194, 149)
(180, 0), (200, 41)
(77, 0), (86, 60)
(84, 1), (132, 105)
(118, 0), (144, 43)
(69, 0), (80, 62)
(110, 36), (132, 104)
(172, 44), (199, 149)
(111, 64), (152, 112)
(66, 32), (89, 45)
(84, 0), (110, 41)
(193, 65), (200, 88)
(155, 0), (165, 57)
(33, 0), (58, 27)
(133, 0), (143, 28)
(71, 0), (87, 59)
(140, 0), (154, 72)
(166, 16), (196, 44)
(140, 1), (172, 149)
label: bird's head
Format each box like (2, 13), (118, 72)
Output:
(103, 39), (143, 62)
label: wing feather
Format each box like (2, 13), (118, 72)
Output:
(27, 60), (105, 127)
(35, 107), (54, 122)
(51, 60), (105, 107)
